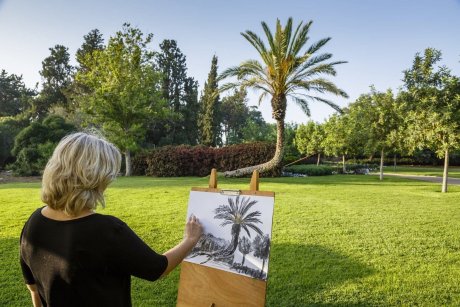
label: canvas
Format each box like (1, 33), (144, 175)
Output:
(184, 190), (274, 281)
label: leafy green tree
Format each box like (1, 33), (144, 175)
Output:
(154, 40), (199, 145)
(76, 29), (105, 71)
(402, 48), (460, 192)
(35, 45), (74, 117)
(198, 55), (221, 146)
(0, 117), (29, 168)
(0, 70), (36, 117)
(221, 88), (249, 145)
(76, 23), (168, 176)
(322, 113), (360, 172)
(241, 106), (275, 143)
(348, 88), (403, 180)
(220, 18), (348, 176)
(295, 121), (325, 165)
(9, 115), (75, 175)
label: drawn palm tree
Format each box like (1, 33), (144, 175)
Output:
(253, 234), (271, 279)
(214, 196), (263, 257)
(220, 18), (348, 176)
(238, 236), (252, 265)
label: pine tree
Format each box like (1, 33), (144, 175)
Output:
(198, 55), (221, 146)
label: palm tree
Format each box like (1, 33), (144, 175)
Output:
(220, 18), (348, 176)
(252, 234), (271, 278)
(238, 236), (252, 265)
(214, 196), (263, 257)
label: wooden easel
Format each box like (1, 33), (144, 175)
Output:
(176, 169), (275, 307)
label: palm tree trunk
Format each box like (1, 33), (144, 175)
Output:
(242, 254), (246, 265)
(316, 153), (321, 166)
(442, 149), (449, 193)
(125, 150), (132, 176)
(379, 148), (384, 181)
(259, 258), (266, 278)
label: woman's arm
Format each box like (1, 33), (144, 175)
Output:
(26, 284), (42, 307)
(161, 214), (202, 277)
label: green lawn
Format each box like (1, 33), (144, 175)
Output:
(1, 175), (460, 306)
(378, 165), (460, 178)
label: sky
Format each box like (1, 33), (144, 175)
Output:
(1, 0), (459, 124)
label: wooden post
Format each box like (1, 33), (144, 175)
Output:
(209, 168), (217, 188)
(250, 170), (259, 191)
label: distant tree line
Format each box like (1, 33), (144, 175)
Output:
(295, 48), (460, 192)
(0, 23), (291, 176)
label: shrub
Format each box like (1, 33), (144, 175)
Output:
(284, 164), (333, 176)
(9, 115), (75, 175)
(138, 142), (278, 177)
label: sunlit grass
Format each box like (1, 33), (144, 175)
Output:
(1, 175), (460, 306)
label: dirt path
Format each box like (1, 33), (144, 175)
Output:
(381, 173), (460, 185)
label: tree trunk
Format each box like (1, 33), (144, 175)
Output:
(342, 155), (346, 173)
(393, 154), (397, 171)
(442, 149), (449, 193)
(379, 149), (384, 181)
(225, 95), (286, 177)
(316, 153), (321, 166)
(242, 254), (246, 265)
(259, 258), (266, 278)
(125, 150), (132, 176)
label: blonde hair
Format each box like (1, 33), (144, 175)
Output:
(41, 132), (121, 216)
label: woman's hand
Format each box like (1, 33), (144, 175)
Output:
(184, 214), (203, 244)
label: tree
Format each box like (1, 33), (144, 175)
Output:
(220, 18), (348, 176)
(252, 234), (270, 278)
(198, 55), (221, 147)
(154, 40), (199, 145)
(76, 29), (105, 71)
(241, 106), (275, 143)
(238, 236), (252, 265)
(295, 121), (325, 165)
(0, 70), (35, 117)
(214, 196), (263, 258)
(36, 45), (74, 116)
(9, 115), (75, 175)
(322, 113), (361, 173)
(76, 23), (168, 176)
(348, 88), (403, 180)
(221, 88), (249, 145)
(402, 48), (460, 192)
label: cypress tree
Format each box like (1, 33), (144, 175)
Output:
(198, 55), (221, 146)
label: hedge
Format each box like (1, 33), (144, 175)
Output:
(284, 165), (333, 176)
(133, 142), (279, 177)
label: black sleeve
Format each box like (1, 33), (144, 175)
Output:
(20, 255), (36, 284)
(19, 224), (35, 284)
(108, 219), (168, 281)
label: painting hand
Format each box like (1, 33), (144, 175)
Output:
(185, 214), (203, 245)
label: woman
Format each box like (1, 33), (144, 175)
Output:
(19, 132), (202, 307)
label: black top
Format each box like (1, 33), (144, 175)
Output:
(20, 207), (168, 307)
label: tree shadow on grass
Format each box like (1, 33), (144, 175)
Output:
(0, 237), (30, 306)
(267, 243), (375, 306)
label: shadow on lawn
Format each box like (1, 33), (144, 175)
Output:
(267, 243), (374, 306)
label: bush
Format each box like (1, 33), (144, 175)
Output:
(284, 164), (333, 176)
(9, 115), (75, 175)
(136, 142), (278, 177)
(0, 116), (28, 169)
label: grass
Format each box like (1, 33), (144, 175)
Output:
(1, 175), (460, 306)
(377, 165), (460, 178)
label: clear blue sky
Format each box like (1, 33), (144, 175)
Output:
(1, 0), (459, 124)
